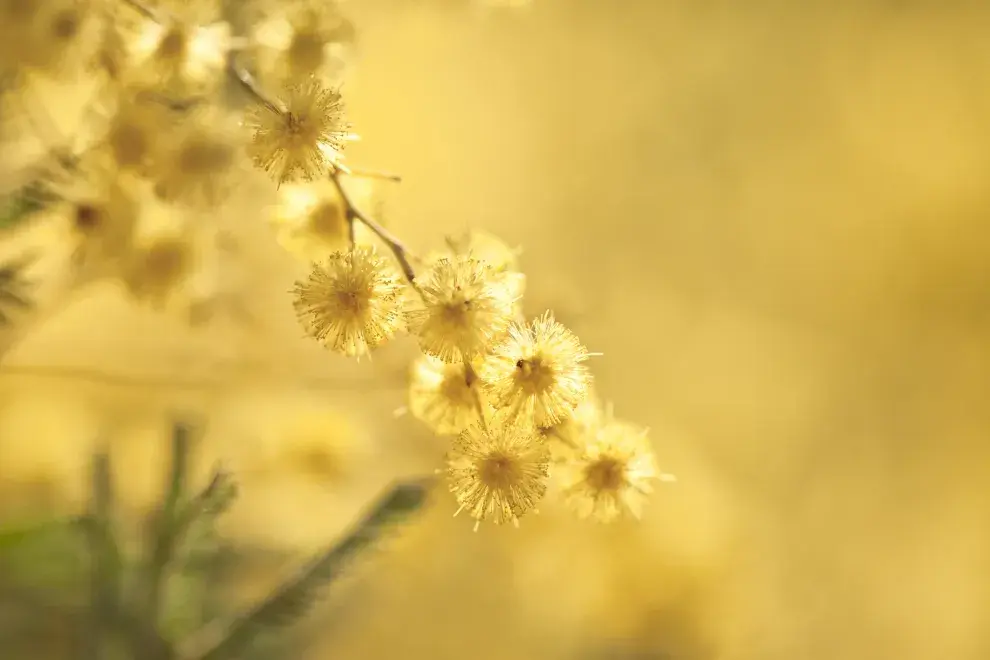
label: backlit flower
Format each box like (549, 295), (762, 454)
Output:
(292, 247), (406, 357)
(480, 311), (592, 427)
(446, 410), (549, 530)
(407, 256), (517, 363)
(247, 79), (357, 185)
(557, 416), (672, 522)
(408, 354), (486, 436)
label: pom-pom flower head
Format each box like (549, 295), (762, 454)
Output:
(407, 256), (517, 363)
(292, 247), (406, 358)
(445, 410), (550, 530)
(480, 311), (593, 427)
(247, 79), (357, 185)
(431, 230), (526, 305)
(408, 354), (486, 436)
(556, 416), (673, 522)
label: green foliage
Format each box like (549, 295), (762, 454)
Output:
(0, 254), (33, 325)
(0, 420), (434, 660)
(190, 478), (432, 660)
(0, 515), (89, 598)
(0, 183), (52, 230)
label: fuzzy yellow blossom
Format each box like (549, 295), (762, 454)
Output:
(407, 256), (518, 363)
(430, 230), (526, 304)
(408, 354), (487, 436)
(445, 410), (550, 530)
(101, 93), (172, 175)
(0, 0), (97, 75)
(120, 231), (197, 306)
(271, 180), (349, 260)
(251, 0), (355, 86)
(269, 180), (377, 262)
(247, 79), (357, 185)
(557, 416), (673, 522)
(117, 199), (199, 305)
(123, 6), (231, 95)
(150, 106), (246, 207)
(480, 311), (593, 427)
(53, 167), (142, 278)
(292, 247), (406, 357)
(539, 391), (603, 461)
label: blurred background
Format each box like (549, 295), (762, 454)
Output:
(1, 0), (989, 658)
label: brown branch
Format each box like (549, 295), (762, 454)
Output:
(345, 168), (402, 183)
(226, 56), (284, 115)
(328, 170), (419, 285)
(217, 35), (416, 285)
(120, 0), (163, 22)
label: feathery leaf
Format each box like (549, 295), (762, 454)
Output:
(143, 422), (192, 622)
(185, 477), (435, 660)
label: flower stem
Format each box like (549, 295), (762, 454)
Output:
(329, 170), (419, 285)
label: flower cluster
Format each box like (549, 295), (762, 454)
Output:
(293, 226), (675, 529)
(0, 0), (358, 318)
(0, 0), (673, 531)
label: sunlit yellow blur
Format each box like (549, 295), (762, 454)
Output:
(2, 1), (989, 659)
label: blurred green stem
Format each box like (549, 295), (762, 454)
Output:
(143, 423), (191, 624)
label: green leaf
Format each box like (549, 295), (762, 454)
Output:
(0, 253), (33, 325)
(83, 450), (124, 660)
(142, 422), (192, 622)
(0, 516), (89, 595)
(0, 184), (49, 230)
(185, 477), (435, 660)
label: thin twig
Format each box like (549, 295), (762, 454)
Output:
(329, 170), (418, 284)
(345, 168), (402, 183)
(181, 477), (436, 660)
(227, 56), (284, 115)
(84, 452), (122, 660)
(465, 362), (489, 433)
(120, 0), (163, 22)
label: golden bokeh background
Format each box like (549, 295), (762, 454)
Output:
(2, 0), (989, 658)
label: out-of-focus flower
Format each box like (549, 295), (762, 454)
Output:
(408, 354), (486, 436)
(149, 106), (247, 208)
(445, 409), (549, 530)
(429, 230), (526, 308)
(0, 0), (102, 76)
(118, 204), (198, 306)
(247, 79), (357, 185)
(52, 165), (143, 279)
(121, 1), (231, 96)
(100, 92), (173, 175)
(271, 180), (349, 260)
(539, 389), (602, 460)
(407, 255), (518, 363)
(556, 415), (673, 522)
(292, 246), (406, 357)
(268, 180), (377, 262)
(250, 0), (356, 87)
(429, 230), (521, 273)
(480, 311), (592, 427)
(206, 390), (386, 552)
